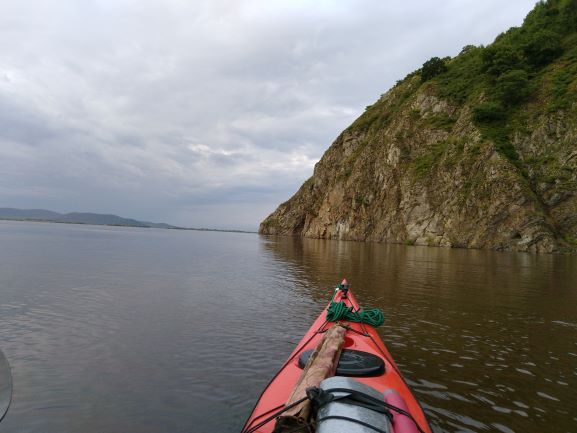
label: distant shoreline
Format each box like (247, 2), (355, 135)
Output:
(0, 217), (257, 234)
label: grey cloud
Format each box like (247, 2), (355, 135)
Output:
(0, 0), (536, 229)
(0, 97), (62, 145)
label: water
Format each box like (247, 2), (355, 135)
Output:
(0, 220), (576, 433)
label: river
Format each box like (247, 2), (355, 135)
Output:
(0, 220), (575, 432)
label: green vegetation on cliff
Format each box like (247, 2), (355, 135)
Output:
(260, 0), (577, 253)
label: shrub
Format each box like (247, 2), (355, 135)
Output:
(559, 0), (577, 28)
(435, 46), (484, 102)
(420, 57), (447, 82)
(523, 29), (563, 67)
(459, 45), (477, 55)
(411, 141), (448, 177)
(472, 102), (507, 123)
(549, 61), (577, 110)
(495, 69), (531, 105)
(481, 44), (525, 76)
(495, 141), (520, 162)
(423, 114), (456, 131)
(471, 102), (520, 164)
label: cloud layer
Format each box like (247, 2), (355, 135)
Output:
(0, 0), (535, 229)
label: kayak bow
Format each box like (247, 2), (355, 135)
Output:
(242, 280), (432, 433)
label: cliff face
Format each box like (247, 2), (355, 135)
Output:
(260, 1), (577, 253)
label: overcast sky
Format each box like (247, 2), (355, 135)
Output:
(0, 0), (536, 230)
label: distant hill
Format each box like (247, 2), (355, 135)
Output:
(0, 208), (177, 229)
(0, 207), (257, 233)
(0, 208), (62, 220)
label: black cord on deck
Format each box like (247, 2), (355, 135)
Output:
(242, 385), (427, 433)
(241, 396), (308, 433)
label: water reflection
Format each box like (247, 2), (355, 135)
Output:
(0, 221), (575, 433)
(260, 236), (577, 433)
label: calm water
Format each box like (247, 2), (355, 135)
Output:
(0, 220), (576, 433)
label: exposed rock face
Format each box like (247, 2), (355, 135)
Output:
(260, 77), (577, 253)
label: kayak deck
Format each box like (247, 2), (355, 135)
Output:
(242, 286), (432, 433)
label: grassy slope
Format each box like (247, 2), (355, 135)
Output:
(338, 0), (577, 245)
(350, 0), (577, 146)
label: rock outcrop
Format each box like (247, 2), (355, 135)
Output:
(260, 1), (577, 253)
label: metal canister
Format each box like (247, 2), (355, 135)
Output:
(316, 376), (392, 433)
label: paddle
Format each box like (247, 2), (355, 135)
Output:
(0, 349), (12, 423)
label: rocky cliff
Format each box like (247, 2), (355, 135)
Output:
(260, 0), (577, 253)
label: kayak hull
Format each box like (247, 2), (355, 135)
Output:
(242, 287), (432, 433)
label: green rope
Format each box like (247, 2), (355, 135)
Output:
(326, 301), (385, 327)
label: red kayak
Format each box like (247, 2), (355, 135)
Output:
(241, 280), (432, 433)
